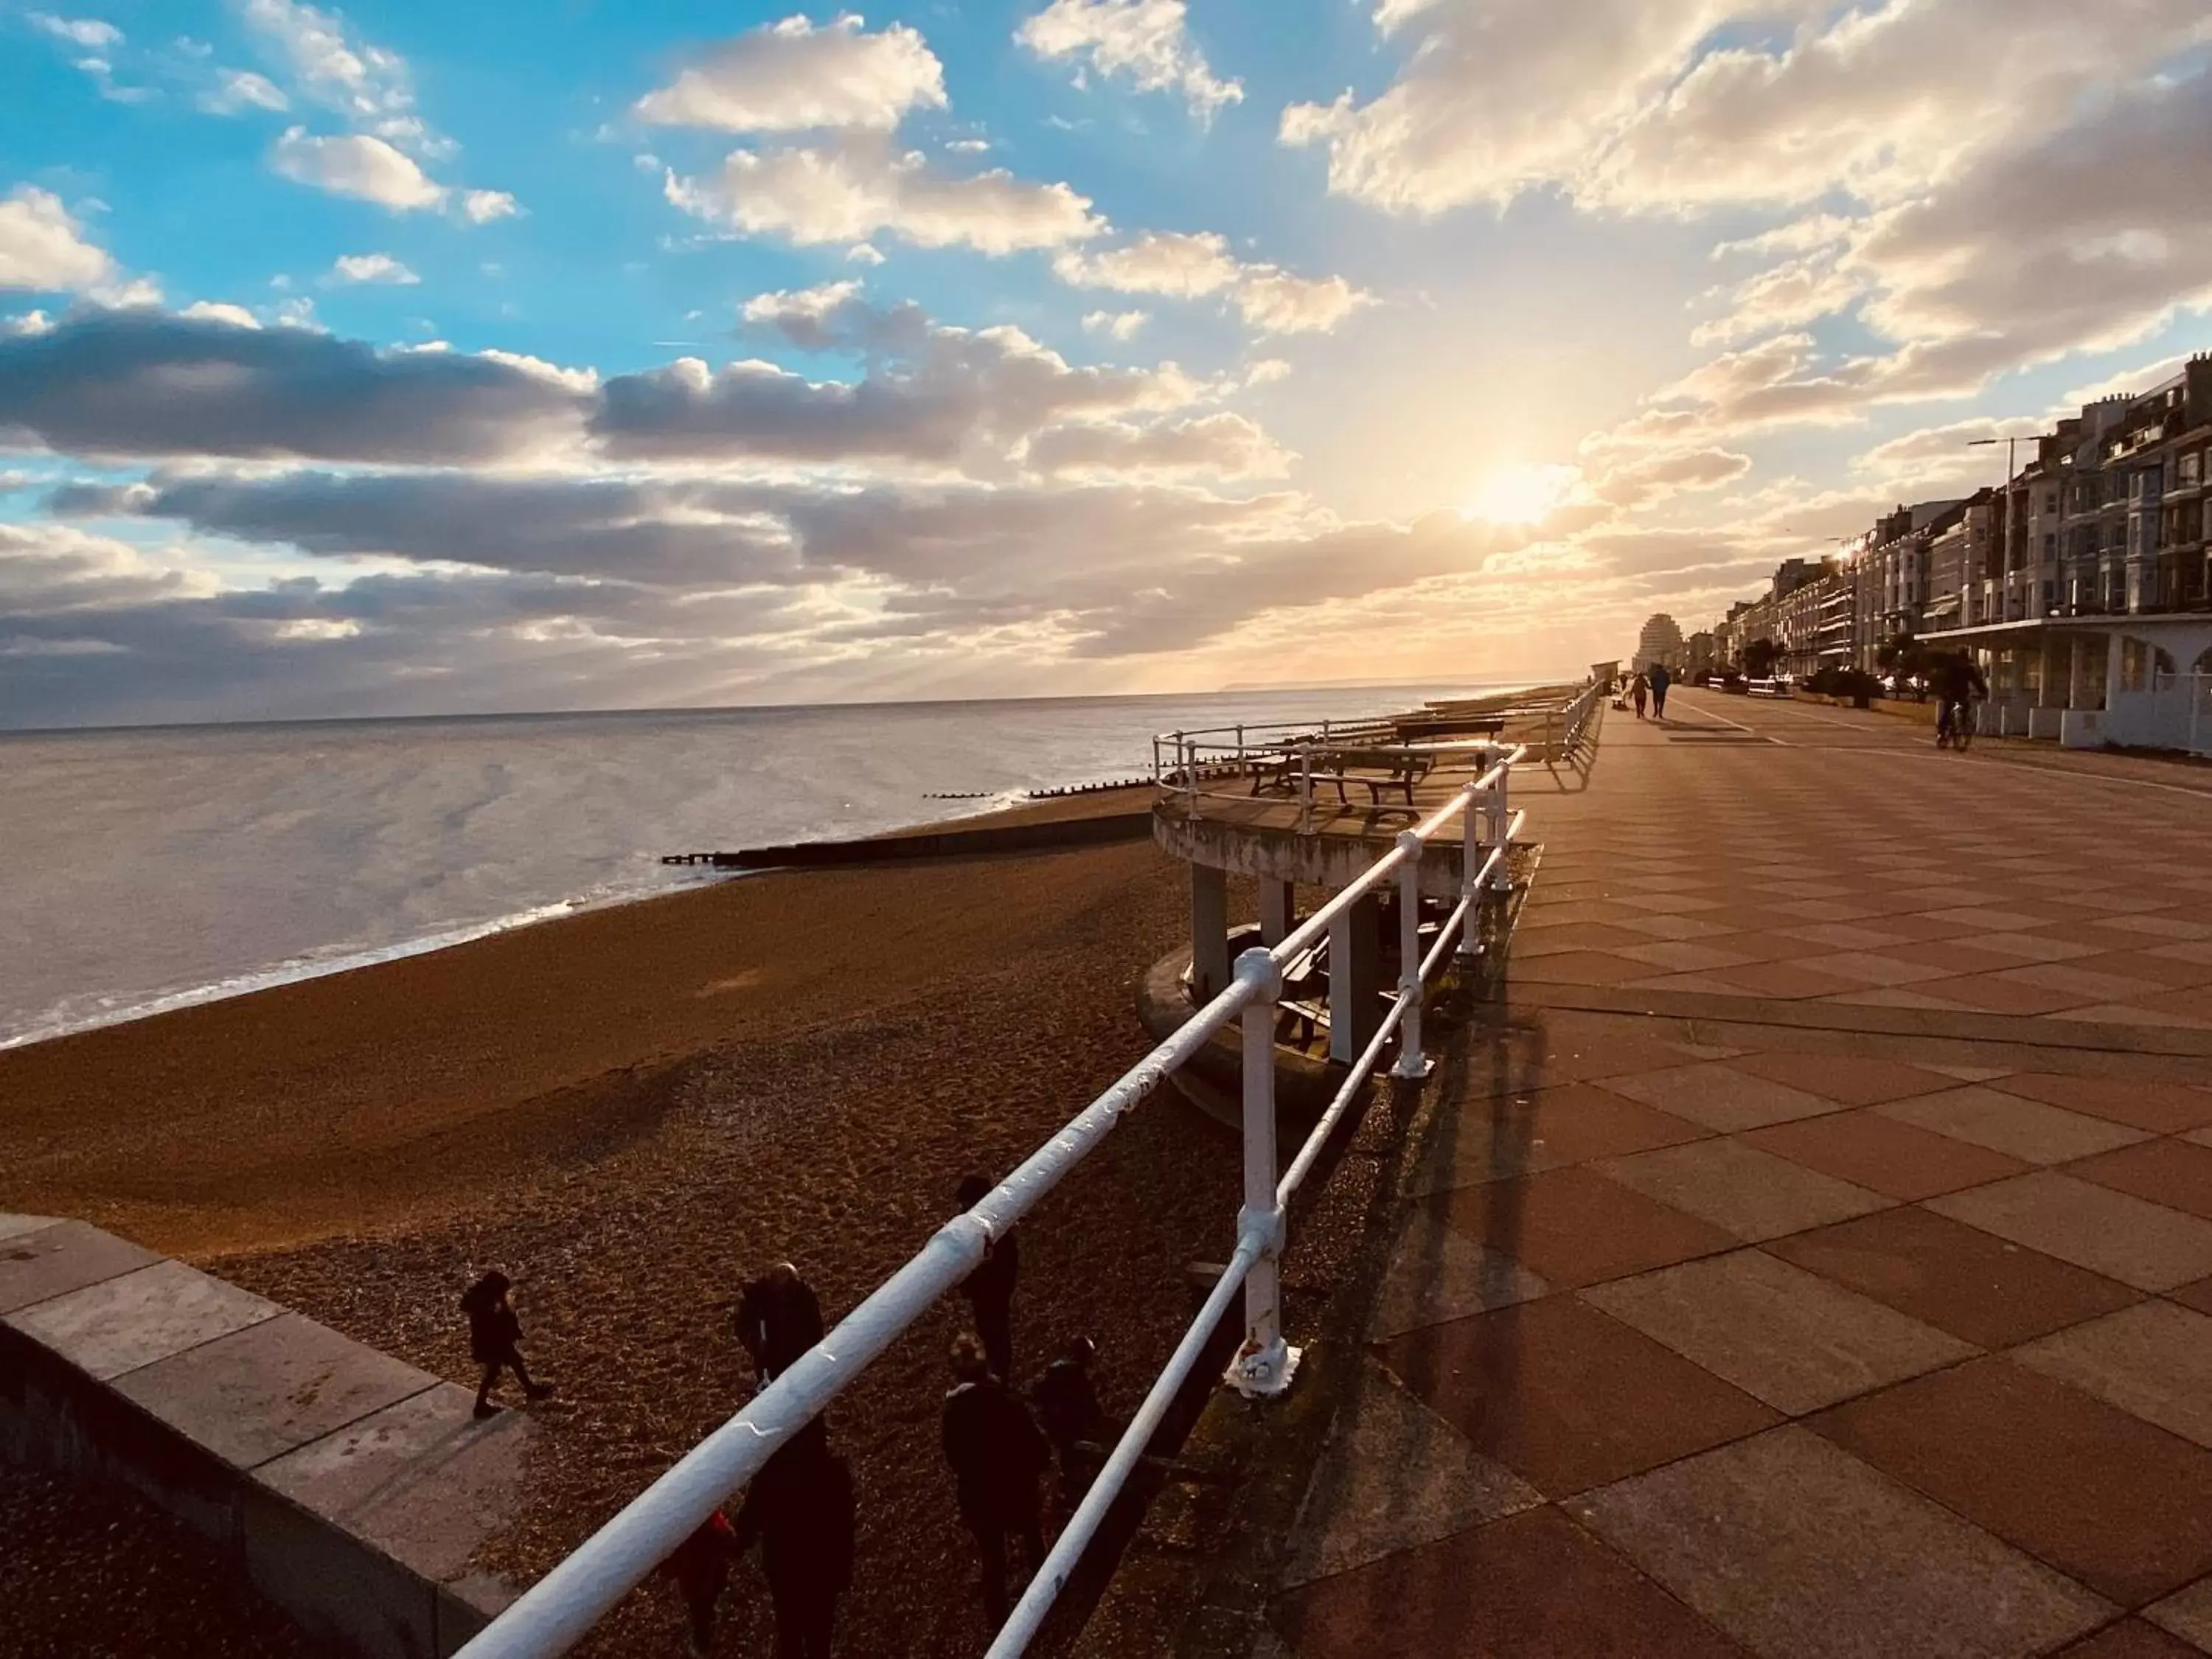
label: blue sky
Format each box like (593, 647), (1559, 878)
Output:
(4, 0), (2210, 725)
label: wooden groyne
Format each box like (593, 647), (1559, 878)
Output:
(662, 807), (1153, 870)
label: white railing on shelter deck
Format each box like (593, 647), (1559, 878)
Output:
(453, 746), (1531, 1659)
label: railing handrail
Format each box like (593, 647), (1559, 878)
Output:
(455, 743), (1530, 1659)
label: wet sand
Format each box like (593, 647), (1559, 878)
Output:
(0, 785), (1242, 1656)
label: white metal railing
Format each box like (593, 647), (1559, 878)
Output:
(1541, 680), (1604, 762)
(453, 746), (1528, 1659)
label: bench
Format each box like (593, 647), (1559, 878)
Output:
(1307, 747), (1434, 807)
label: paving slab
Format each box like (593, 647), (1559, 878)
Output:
(0, 1212), (58, 1244)
(1368, 1202), (1550, 1341)
(1812, 1356), (2212, 1605)
(1581, 1248), (1976, 1415)
(114, 1310), (437, 1470)
(1723, 1051), (1969, 1108)
(8, 1259), (280, 1380)
(1404, 1081), (1707, 1196)
(2146, 1577), (2212, 1652)
(1877, 1086), (2149, 1164)
(1597, 1138), (1891, 1242)
(1767, 1206), (2140, 1350)
(1270, 1506), (1749, 1659)
(1596, 1060), (1842, 1132)
(1930, 1173), (2212, 1291)
(1993, 1075), (2212, 1135)
(2070, 1140), (2212, 1223)
(1377, 1295), (1778, 1498)
(1744, 1107), (2030, 1201)
(1569, 1426), (2112, 1659)
(1277, 1357), (1541, 1589)
(0, 1220), (161, 1315)
(2017, 1303), (2212, 1451)
(2056, 1623), (2207, 1659)
(1434, 1165), (1736, 1289)
(256, 1381), (533, 1583)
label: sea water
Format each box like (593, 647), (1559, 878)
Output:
(0, 684), (1540, 1047)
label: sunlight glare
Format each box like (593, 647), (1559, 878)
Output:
(1459, 462), (1579, 526)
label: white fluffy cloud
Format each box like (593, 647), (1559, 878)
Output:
(636, 13), (947, 133)
(1082, 308), (1149, 341)
(462, 189), (521, 223)
(242, 0), (414, 128)
(330, 252), (419, 285)
(1025, 411), (1289, 479)
(29, 13), (121, 49)
(0, 187), (115, 292)
(667, 136), (1103, 254)
(1016, 0), (1242, 119)
(271, 128), (445, 209)
(201, 68), (291, 114)
(1281, 0), (2211, 218)
(1054, 230), (1366, 334)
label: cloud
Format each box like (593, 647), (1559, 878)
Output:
(200, 68), (291, 114)
(330, 251), (419, 285)
(29, 13), (121, 50)
(271, 128), (445, 209)
(178, 299), (262, 327)
(0, 187), (114, 292)
(666, 135), (1104, 254)
(0, 307), (588, 462)
(461, 189), (521, 223)
(596, 288), (1216, 470)
(636, 13), (947, 133)
(1280, 0), (2211, 218)
(1016, 0), (1242, 119)
(241, 0), (415, 131)
(1024, 411), (1290, 479)
(1053, 229), (1366, 333)
(1082, 308), (1149, 341)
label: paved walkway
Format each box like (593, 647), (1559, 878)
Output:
(1267, 692), (2212, 1659)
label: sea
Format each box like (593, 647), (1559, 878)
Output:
(0, 682), (1543, 1048)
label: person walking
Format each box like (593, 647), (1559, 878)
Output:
(730, 1418), (857, 1659)
(660, 1509), (738, 1655)
(1630, 671), (1649, 719)
(1033, 1336), (1114, 1507)
(735, 1262), (824, 1389)
(460, 1270), (552, 1419)
(1649, 661), (1672, 720)
(955, 1174), (1019, 1385)
(941, 1332), (1049, 1630)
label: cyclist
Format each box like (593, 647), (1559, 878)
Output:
(1930, 650), (1987, 748)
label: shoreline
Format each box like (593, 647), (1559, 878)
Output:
(0, 781), (1150, 1055)
(0, 784), (1166, 1258)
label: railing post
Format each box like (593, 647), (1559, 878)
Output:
(1487, 758), (1512, 894)
(1457, 780), (1481, 959)
(1298, 745), (1312, 836)
(1228, 949), (1295, 1397)
(1394, 831), (1432, 1079)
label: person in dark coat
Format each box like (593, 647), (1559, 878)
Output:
(1649, 661), (1672, 720)
(942, 1332), (1048, 1629)
(660, 1509), (737, 1655)
(734, 1262), (824, 1388)
(1032, 1337), (1113, 1504)
(730, 1418), (856, 1659)
(460, 1270), (551, 1419)
(954, 1174), (1019, 1384)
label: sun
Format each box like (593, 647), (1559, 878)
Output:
(1460, 462), (1579, 526)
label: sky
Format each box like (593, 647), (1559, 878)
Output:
(2, 0), (2210, 728)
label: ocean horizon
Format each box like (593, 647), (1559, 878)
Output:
(1, 678), (1558, 1048)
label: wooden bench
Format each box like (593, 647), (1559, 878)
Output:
(1308, 747), (1434, 807)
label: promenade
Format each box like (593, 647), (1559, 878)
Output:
(1267, 689), (2212, 1658)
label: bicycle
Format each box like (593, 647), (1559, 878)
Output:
(1935, 697), (1980, 751)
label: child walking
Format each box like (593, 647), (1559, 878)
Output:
(461, 1270), (552, 1419)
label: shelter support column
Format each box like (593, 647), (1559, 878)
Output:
(1192, 863), (1230, 1004)
(1259, 880), (1294, 948)
(1328, 893), (1382, 1065)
